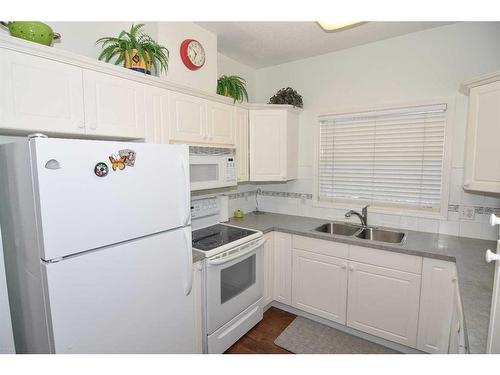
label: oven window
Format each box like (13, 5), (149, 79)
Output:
(220, 254), (256, 304)
(190, 164), (219, 183)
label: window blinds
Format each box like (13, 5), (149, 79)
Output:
(318, 104), (447, 211)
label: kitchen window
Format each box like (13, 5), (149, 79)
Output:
(316, 103), (449, 214)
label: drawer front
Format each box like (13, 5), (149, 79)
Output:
(349, 245), (422, 274)
(293, 235), (349, 259)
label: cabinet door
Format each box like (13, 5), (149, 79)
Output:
(169, 92), (207, 144)
(273, 232), (292, 305)
(464, 81), (500, 193)
(234, 107), (249, 182)
(417, 259), (455, 353)
(262, 232), (275, 308)
(0, 49), (84, 134)
(207, 101), (235, 145)
(250, 110), (286, 181)
(145, 87), (169, 144)
(347, 261), (421, 348)
(83, 70), (146, 139)
(292, 249), (348, 324)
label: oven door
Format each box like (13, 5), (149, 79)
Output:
(205, 237), (265, 334)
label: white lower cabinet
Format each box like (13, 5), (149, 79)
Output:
(346, 261), (421, 348)
(273, 232), (292, 305)
(416, 258), (456, 354)
(292, 249), (348, 324)
(262, 232), (275, 308)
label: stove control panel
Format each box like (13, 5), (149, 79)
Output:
(191, 196), (219, 220)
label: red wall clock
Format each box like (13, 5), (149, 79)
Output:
(180, 39), (206, 71)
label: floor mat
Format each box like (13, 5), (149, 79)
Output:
(274, 316), (400, 354)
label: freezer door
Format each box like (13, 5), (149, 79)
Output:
(42, 227), (197, 354)
(31, 138), (190, 260)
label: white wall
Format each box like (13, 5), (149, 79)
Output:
(157, 22), (217, 93)
(0, 21), (217, 93)
(217, 53), (257, 102)
(241, 22), (500, 240)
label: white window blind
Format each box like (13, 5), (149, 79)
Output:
(318, 104), (447, 211)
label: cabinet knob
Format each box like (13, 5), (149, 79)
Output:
(349, 265), (354, 271)
(341, 264), (347, 270)
(451, 277), (457, 283)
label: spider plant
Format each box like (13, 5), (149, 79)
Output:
(216, 75), (249, 103)
(96, 23), (169, 75)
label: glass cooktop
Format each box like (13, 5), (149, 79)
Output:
(192, 224), (258, 251)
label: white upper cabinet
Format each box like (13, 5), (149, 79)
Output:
(0, 49), (85, 135)
(249, 107), (300, 181)
(207, 101), (235, 145)
(417, 258), (456, 354)
(145, 87), (169, 144)
(169, 92), (207, 144)
(83, 70), (146, 139)
(346, 261), (421, 348)
(234, 107), (249, 181)
(463, 77), (500, 193)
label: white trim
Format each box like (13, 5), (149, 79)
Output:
(313, 98), (455, 220)
(459, 70), (500, 95)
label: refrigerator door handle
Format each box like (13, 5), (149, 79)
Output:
(180, 156), (191, 226)
(182, 227), (194, 296)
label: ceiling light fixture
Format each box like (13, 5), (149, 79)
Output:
(316, 21), (366, 32)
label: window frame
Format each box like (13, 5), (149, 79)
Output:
(312, 98), (455, 220)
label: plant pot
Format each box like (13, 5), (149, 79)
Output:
(1, 21), (60, 46)
(124, 49), (152, 75)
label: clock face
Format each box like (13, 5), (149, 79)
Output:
(180, 39), (205, 70)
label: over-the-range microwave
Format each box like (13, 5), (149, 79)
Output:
(189, 146), (237, 191)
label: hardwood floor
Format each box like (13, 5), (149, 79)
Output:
(224, 307), (296, 354)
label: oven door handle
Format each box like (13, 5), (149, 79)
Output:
(208, 237), (266, 266)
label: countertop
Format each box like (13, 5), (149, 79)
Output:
(227, 211), (496, 354)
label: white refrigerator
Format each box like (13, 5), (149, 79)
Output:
(0, 137), (196, 354)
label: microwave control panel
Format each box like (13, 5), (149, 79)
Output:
(226, 157), (236, 182)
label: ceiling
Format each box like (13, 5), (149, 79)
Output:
(196, 22), (454, 69)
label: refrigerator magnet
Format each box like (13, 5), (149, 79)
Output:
(94, 162), (109, 177)
(119, 149), (136, 167)
(109, 155), (126, 171)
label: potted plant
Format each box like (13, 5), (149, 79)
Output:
(217, 75), (249, 103)
(96, 24), (169, 75)
(269, 87), (303, 108)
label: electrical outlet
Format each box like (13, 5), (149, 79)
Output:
(459, 206), (476, 221)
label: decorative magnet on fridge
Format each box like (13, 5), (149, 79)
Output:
(109, 155), (127, 171)
(119, 149), (136, 167)
(94, 162), (109, 177)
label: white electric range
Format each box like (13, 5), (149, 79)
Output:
(191, 195), (265, 354)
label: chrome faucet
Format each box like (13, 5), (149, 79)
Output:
(345, 205), (370, 227)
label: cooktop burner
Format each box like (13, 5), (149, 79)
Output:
(192, 224), (258, 251)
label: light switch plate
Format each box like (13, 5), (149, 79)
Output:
(459, 206), (476, 221)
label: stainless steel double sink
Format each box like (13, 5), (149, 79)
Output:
(313, 222), (406, 244)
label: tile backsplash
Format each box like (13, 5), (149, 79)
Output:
(227, 187), (500, 241)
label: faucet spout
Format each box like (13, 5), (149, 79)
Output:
(345, 205), (370, 227)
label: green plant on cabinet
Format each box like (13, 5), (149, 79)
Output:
(217, 75), (249, 103)
(96, 23), (169, 76)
